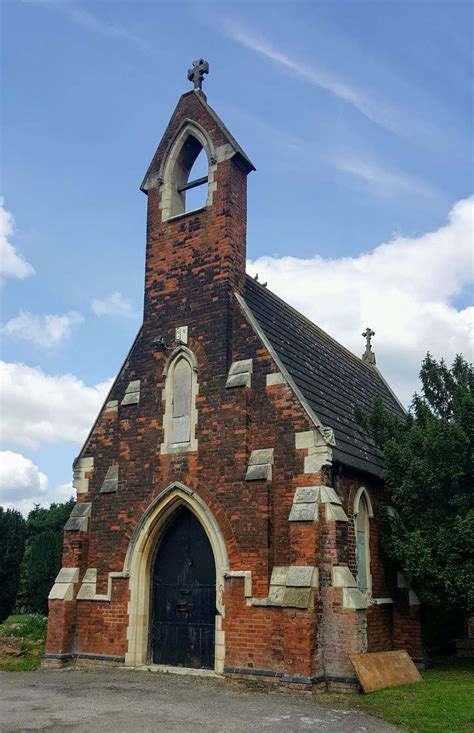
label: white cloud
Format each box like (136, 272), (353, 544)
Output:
(91, 291), (135, 318)
(0, 362), (113, 450)
(0, 451), (48, 503)
(225, 20), (395, 132)
(2, 310), (83, 347)
(247, 196), (474, 405)
(0, 198), (35, 282)
(0, 451), (74, 514)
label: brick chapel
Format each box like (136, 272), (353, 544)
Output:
(44, 61), (423, 689)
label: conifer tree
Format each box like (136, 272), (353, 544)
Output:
(0, 508), (26, 621)
(28, 529), (63, 614)
(17, 499), (74, 614)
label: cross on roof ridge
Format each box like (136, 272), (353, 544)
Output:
(362, 327), (376, 366)
(187, 59), (209, 91)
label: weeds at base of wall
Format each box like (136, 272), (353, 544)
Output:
(0, 614), (47, 671)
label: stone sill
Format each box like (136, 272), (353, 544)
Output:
(166, 206), (207, 223)
(371, 597), (394, 605)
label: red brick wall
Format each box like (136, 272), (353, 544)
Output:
(367, 606), (393, 652)
(45, 90), (421, 683)
(337, 471), (421, 659)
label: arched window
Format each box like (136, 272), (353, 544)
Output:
(161, 348), (198, 454)
(354, 488), (373, 593)
(171, 357), (192, 444)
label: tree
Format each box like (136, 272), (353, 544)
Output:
(0, 508), (26, 621)
(28, 529), (63, 614)
(16, 499), (74, 614)
(26, 500), (75, 538)
(356, 354), (473, 613)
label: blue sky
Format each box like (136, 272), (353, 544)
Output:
(1, 0), (473, 511)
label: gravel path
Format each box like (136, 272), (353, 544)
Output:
(0, 668), (399, 732)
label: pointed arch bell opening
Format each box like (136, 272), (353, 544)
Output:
(159, 119), (217, 221)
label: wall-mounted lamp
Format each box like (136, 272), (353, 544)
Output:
(153, 335), (170, 352)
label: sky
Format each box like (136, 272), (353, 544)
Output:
(1, 0), (473, 513)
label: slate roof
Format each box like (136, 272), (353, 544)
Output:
(243, 276), (405, 477)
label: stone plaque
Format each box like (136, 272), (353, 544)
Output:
(175, 325), (188, 344)
(350, 651), (422, 693)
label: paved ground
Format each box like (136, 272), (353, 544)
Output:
(0, 669), (399, 733)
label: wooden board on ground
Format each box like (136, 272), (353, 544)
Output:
(350, 650), (422, 693)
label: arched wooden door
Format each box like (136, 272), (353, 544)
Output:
(151, 507), (216, 669)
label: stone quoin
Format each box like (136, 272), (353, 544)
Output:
(44, 62), (423, 690)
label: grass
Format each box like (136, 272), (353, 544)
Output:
(355, 656), (474, 733)
(0, 614), (47, 671)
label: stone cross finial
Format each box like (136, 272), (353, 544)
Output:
(187, 59), (209, 91)
(362, 327), (376, 366)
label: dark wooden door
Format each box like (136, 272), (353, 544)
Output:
(151, 507), (216, 669)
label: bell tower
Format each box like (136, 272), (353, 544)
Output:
(140, 61), (255, 330)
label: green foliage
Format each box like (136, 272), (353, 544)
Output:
(28, 530), (64, 614)
(26, 499), (75, 537)
(1, 613), (47, 641)
(356, 354), (473, 612)
(0, 509), (26, 622)
(0, 614), (47, 671)
(16, 498), (74, 614)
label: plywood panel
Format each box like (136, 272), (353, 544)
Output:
(350, 650), (422, 693)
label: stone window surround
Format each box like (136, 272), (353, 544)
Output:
(160, 345), (199, 455)
(157, 119), (218, 222)
(353, 486), (373, 595)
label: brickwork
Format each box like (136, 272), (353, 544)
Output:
(393, 593), (424, 659)
(44, 88), (422, 687)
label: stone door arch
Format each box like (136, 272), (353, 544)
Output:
(124, 483), (228, 672)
